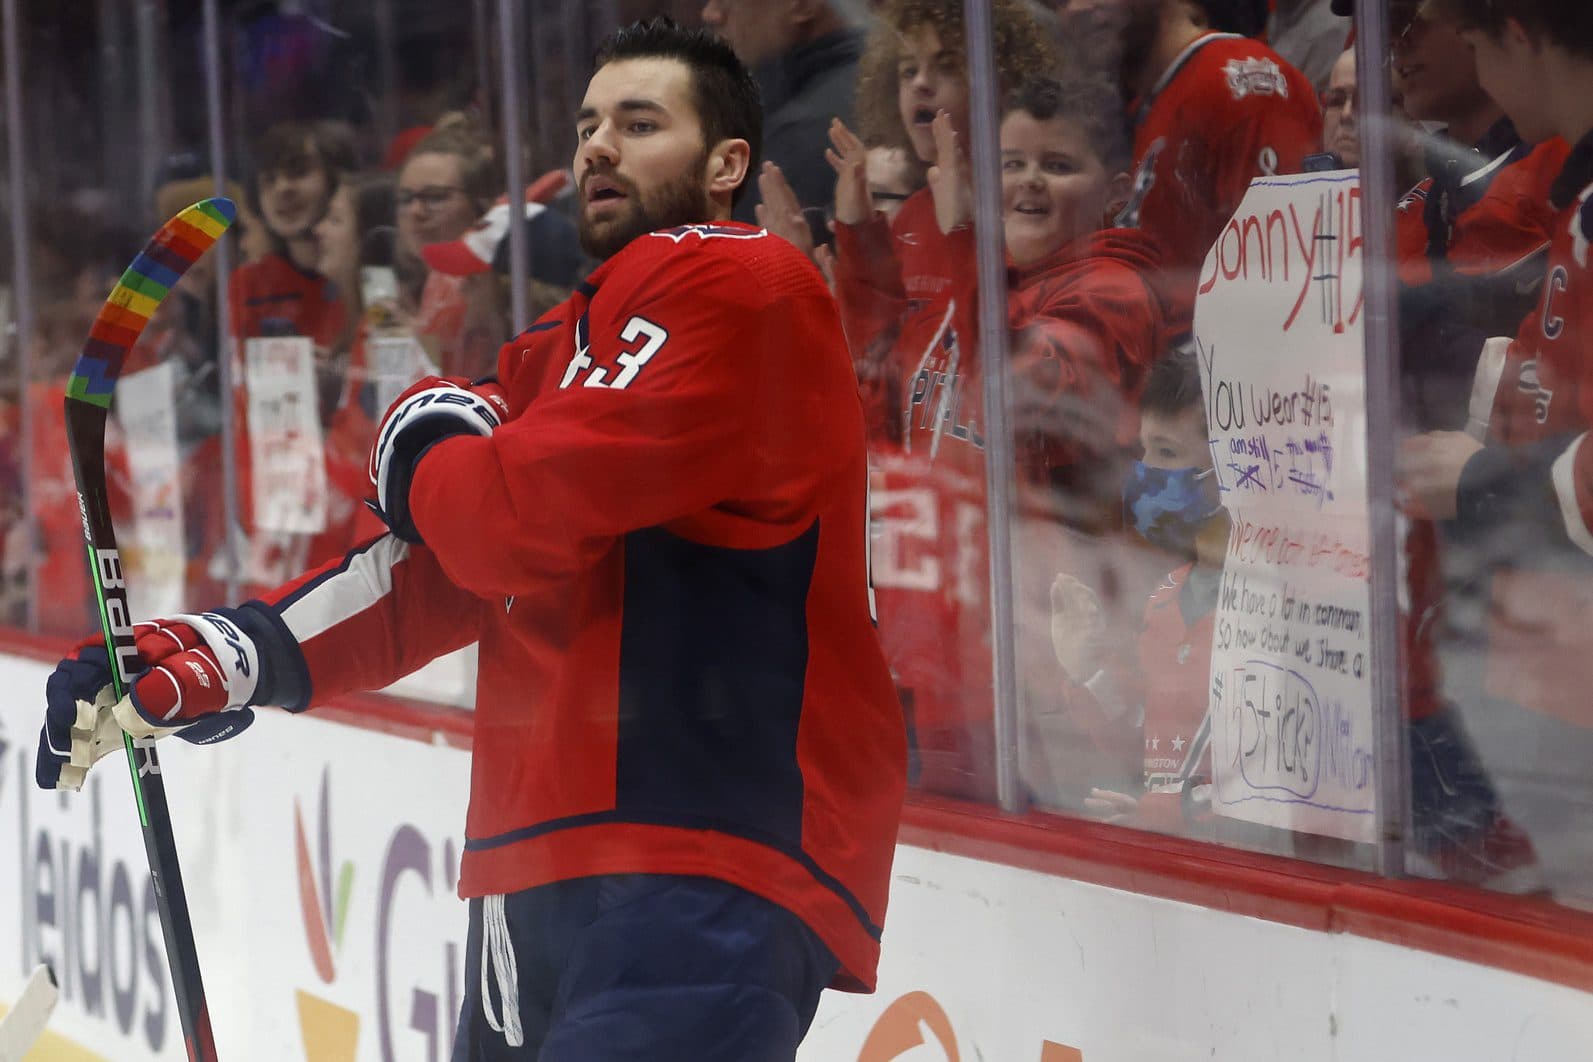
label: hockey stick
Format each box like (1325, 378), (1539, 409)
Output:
(0, 965), (59, 1062)
(64, 197), (236, 1062)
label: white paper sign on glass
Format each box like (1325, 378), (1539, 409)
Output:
(369, 334), (431, 419)
(117, 360), (186, 615)
(1193, 170), (1375, 843)
(245, 335), (328, 535)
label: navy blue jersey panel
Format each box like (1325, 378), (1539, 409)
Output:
(614, 522), (819, 845)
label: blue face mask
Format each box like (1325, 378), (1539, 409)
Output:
(1123, 461), (1222, 556)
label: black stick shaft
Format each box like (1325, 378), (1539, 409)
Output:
(66, 403), (218, 1061)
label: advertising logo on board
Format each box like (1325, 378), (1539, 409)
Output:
(293, 767), (361, 1061)
(290, 764), (466, 1062)
(7, 714), (170, 1055)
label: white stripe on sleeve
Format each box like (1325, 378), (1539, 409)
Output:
(281, 536), (411, 644)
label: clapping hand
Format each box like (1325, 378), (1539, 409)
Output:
(756, 162), (836, 287)
(825, 118), (873, 226)
(925, 110), (971, 235)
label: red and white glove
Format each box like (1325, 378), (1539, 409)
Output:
(37, 614), (260, 791)
(368, 375), (510, 543)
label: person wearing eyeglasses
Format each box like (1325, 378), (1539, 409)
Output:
(393, 122), (501, 378)
(394, 122), (496, 270)
(1319, 47), (1361, 167)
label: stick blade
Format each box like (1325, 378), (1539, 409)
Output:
(0, 964), (61, 1061)
(66, 196), (237, 408)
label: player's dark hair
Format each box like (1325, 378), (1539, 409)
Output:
(1140, 346), (1205, 420)
(593, 17), (762, 206)
(1003, 77), (1132, 174)
(1427, 0), (1593, 57)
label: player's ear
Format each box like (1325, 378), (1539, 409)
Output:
(706, 138), (753, 204)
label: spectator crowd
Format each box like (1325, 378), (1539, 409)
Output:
(3, 0), (1592, 911)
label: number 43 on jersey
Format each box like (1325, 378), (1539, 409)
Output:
(560, 315), (669, 390)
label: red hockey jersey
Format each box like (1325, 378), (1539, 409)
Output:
(1003, 227), (1169, 495)
(227, 251), (347, 349)
(1137, 564), (1217, 789)
(832, 187), (962, 449)
(255, 222), (906, 990)
(1059, 563), (1217, 792)
(834, 203), (1167, 799)
(833, 194), (995, 798)
(1396, 136), (1569, 290)
(221, 252), (357, 592)
(1463, 134), (1593, 725)
(1121, 32), (1322, 328)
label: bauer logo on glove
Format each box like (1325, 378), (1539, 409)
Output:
(36, 615), (261, 792)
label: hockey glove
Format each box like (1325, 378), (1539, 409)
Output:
(369, 375), (509, 544)
(37, 614), (260, 791)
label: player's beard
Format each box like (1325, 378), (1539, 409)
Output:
(578, 155), (714, 261)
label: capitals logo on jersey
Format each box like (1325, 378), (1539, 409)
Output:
(904, 304), (983, 460)
(1116, 137), (1166, 230)
(1515, 357), (1555, 425)
(1222, 56), (1290, 100)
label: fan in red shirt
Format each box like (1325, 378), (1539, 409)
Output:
(756, 0), (1056, 799)
(36, 18), (904, 1060)
(823, 66), (1170, 801)
(206, 121), (356, 596)
(1059, 0), (1322, 330)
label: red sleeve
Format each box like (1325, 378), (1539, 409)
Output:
(832, 213), (908, 359)
(1014, 264), (1163, 462)
(256, 534), (487, 703)
(945, 228), (1161, 465)
(406, 250), (773, 600)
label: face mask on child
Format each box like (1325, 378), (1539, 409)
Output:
(1123, 462), (1222, 556)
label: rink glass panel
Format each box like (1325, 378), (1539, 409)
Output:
(0, 0), (1584, 919)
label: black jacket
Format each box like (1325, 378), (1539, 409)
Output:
(733, 28), (864, 231)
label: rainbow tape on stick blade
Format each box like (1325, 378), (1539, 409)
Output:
(66, 196), (236, 408)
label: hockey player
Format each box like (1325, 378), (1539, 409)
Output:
(1059, 0), (1323, 329)
(37, 18), (905, 1060)
(1397, 0), (1593, 905)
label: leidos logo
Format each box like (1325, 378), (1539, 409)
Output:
(294, 768), (360, 1060)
